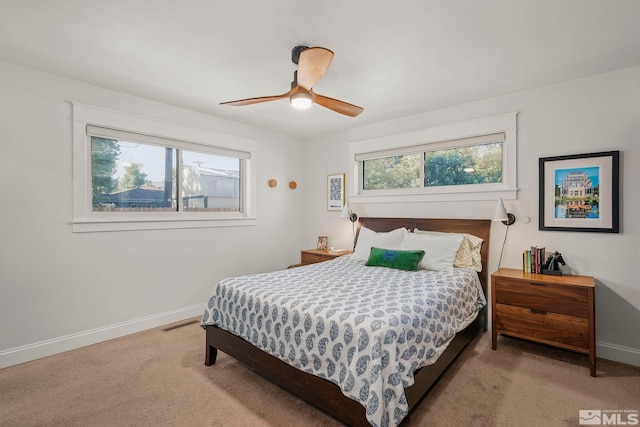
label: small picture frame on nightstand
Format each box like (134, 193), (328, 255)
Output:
(317, 236), (328, 251)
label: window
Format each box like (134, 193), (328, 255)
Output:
(424, 140), (502, 187)
(363, 154), (421, 190)
(361, 134), (504, 191)
(89, 130), (243, 213)
(73, 103), (256, 232)
(349, 113), (517, 203)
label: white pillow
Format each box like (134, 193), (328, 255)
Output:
(352, 227), (406, 260)
(414, 229), (484, 272)
(400, 230), (464, 271)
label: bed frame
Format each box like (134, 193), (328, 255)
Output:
(204, 217), (491, 426)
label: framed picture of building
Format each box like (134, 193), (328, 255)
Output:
(539, 151), (619, 233)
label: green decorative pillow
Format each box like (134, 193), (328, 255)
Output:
(365, 247), (425, 271)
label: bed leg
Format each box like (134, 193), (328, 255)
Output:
(205, 344), (218, 366)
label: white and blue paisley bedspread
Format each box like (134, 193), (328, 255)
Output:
(201, 255), (486, 427)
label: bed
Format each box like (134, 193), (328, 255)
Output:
(202, 217), (491, 427)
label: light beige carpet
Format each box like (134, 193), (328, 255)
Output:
(1, 318), (638, 427)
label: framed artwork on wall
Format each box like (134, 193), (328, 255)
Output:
(539, 151), (620, 233)
(327, 173), (345, 211)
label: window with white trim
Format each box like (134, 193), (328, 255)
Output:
(88, 126), (245, 213)
(72, 103), (256, 232)
(360, 132), (504, 190)
(348, 113), (517, 203)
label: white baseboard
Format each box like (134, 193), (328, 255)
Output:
(3, 307), (637, 371)
(597, 340), (640, 368)
(0, 303), (205, 369)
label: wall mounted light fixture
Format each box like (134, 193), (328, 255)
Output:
(340, 202), (358, 250)
(492, 198), (516, 269)
(493, 197), (515, 226)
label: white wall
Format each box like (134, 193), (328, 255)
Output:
(2, 61), (637, 369)
(0, 62), (305, 367)
(303, 66), (640, 366)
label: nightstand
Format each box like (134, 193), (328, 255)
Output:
(300, 249), (350, 266)
(491, 268), (596, 376)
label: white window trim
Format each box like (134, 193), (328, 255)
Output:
(72, 102), (257, 232)
(348, 112), (518, 203)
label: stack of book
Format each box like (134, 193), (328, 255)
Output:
(523, 246), (546, 274)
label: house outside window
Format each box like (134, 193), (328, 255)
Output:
(90, 136), (242, 213)
(73, 103), (256, 232)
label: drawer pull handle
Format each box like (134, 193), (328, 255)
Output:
(530, 309), (547, 315)
(529, 282), (546, 286)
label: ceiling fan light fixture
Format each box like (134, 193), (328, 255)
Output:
(290, 92), (313, 109)
(221, 46), (363, 117)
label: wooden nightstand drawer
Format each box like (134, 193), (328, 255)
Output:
(491, 268), (596, 376)
(300, 249), (350, 266)
(301, 251), (330, 265)
(495, 304), (589, 351)
(494, 277), (588, 318)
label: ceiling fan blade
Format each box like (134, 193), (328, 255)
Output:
(296, 47), (334, 90)
(220, 91), (291, 106)
(312, 92), (364, 117)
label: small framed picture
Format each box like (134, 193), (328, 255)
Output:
(539, 151), (619, 233)
(317, 236), (328, 251)
(327, 174), (345, 211)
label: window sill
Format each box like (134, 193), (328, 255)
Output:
(72, 216), (257, 233)
(350, 189), (517, 204)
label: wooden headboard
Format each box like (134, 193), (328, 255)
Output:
(356, 217), (491, 295)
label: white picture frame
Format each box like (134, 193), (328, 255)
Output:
(327, 174), (345, 211)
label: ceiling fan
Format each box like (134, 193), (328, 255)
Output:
(220, 46), (364, 117)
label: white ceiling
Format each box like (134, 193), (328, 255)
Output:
(2, 0), (639, 139)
